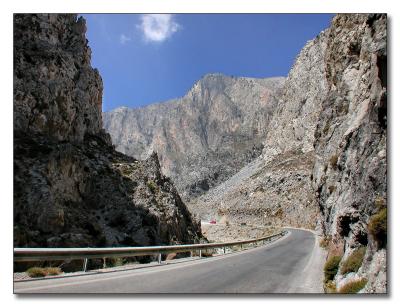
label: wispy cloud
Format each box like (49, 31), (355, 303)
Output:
(137, 14), (180, 43)
(119, 33), (132, 45)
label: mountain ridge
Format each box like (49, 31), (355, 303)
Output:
(104, 73), (285, 201)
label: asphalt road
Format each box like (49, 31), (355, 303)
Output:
(14, 228), (324, 294)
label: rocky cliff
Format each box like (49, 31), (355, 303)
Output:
(311, 14), (387, 293)
(188, 25), (329, 231)
(191, 14), (387, 293)
(13, 14), (202, 250)
(103, 74), (284, 201)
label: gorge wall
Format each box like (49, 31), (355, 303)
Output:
(103, 74), (284, 201)
(191, 14), (387, 293)
(13, 14), (202, 250)
(311, 14), (387, 293)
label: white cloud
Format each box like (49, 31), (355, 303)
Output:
(137, 14), (180, 43)
(119, 33), (131, 45)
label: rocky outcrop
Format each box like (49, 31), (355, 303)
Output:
(188, 152), (320, 230)
(311, 14), (387, 293)
(190, 14), (387, 293)
(14, 14), (103, 142)
(103, 74), (284, 201)
(189, 22), (330, 232)
(13, 14), (201, 249)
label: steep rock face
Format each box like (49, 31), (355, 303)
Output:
(262, 31), (329, 161)
(189, 29), (328, 231)
(103, 74), (284, 200)
(14, 14), (201, 249)
(262, 14), (387, 292)
(190, 14), (387, 293)
(188, 152), (320, 230)
(311, 14), (387, 293)
(14, 14), (103, 142)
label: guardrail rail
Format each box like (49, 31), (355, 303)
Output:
(14, 230), (288, 272)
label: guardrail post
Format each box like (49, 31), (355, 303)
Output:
(158, 253), (162, 264)
(83, 258), (88, 272)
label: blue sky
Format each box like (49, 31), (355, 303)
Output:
(82, 14), (334, 112)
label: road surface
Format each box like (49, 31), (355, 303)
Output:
(14, 228), (325, 294)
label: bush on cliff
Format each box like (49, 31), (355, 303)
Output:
(368, 207), (387, 249)
(340, 246), (366, 274)
(324, 255), (342, 282)
(337, 278), (368, 294)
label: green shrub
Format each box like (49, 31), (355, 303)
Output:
(26, 267), (47, 278)
(340, 247), (366, 275)
(337, 278), (368, 294)
(324, 255), (342, 282)
(146, 180), (157, 193)
(368, 208), (387, 248)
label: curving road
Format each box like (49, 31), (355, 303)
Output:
(14, 228), (325, 294)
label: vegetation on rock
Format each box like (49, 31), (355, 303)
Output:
(368, 207), (387, 249)
(340, 247), (367, 275)
(337, 278), (368, 294)
(324, 255), (342, 282)
(26, 267), (62, 278)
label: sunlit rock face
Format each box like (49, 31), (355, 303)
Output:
(13, 14), (202, 250)
(104, 74), (284, 201)
(311, 14), (387, 293)
(190, 14), (387, 293)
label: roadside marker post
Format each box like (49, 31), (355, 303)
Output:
(83, 258), (88, 272)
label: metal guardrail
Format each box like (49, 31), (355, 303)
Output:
(14, 230), (287, 271)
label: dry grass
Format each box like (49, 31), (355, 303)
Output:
(166, 253), (177, 261)
(368, 207), (387, 249)
(44, 267), (63, 276)
(329, 154), (338, 169)
(340, 247), (366, 275)
(324, 280), (337, 294)
(324, 255), (342, 282)
(26, 267), (62, 278)
(337, 278), (368, 294)
(328, 185), (336, 194)
(319, 236), (330, 249)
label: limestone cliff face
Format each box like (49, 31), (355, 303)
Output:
(14, 14), (103, 142)
(189, 25), (329, 231)
(103, 74), (284, 201)
(311, 14), (387, 293)
(189, 14), (387, 293)
(13, 14), (201, 249)
(264, 14), (387, 293)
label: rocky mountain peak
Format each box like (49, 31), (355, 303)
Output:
(104, 74), (285, 200)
